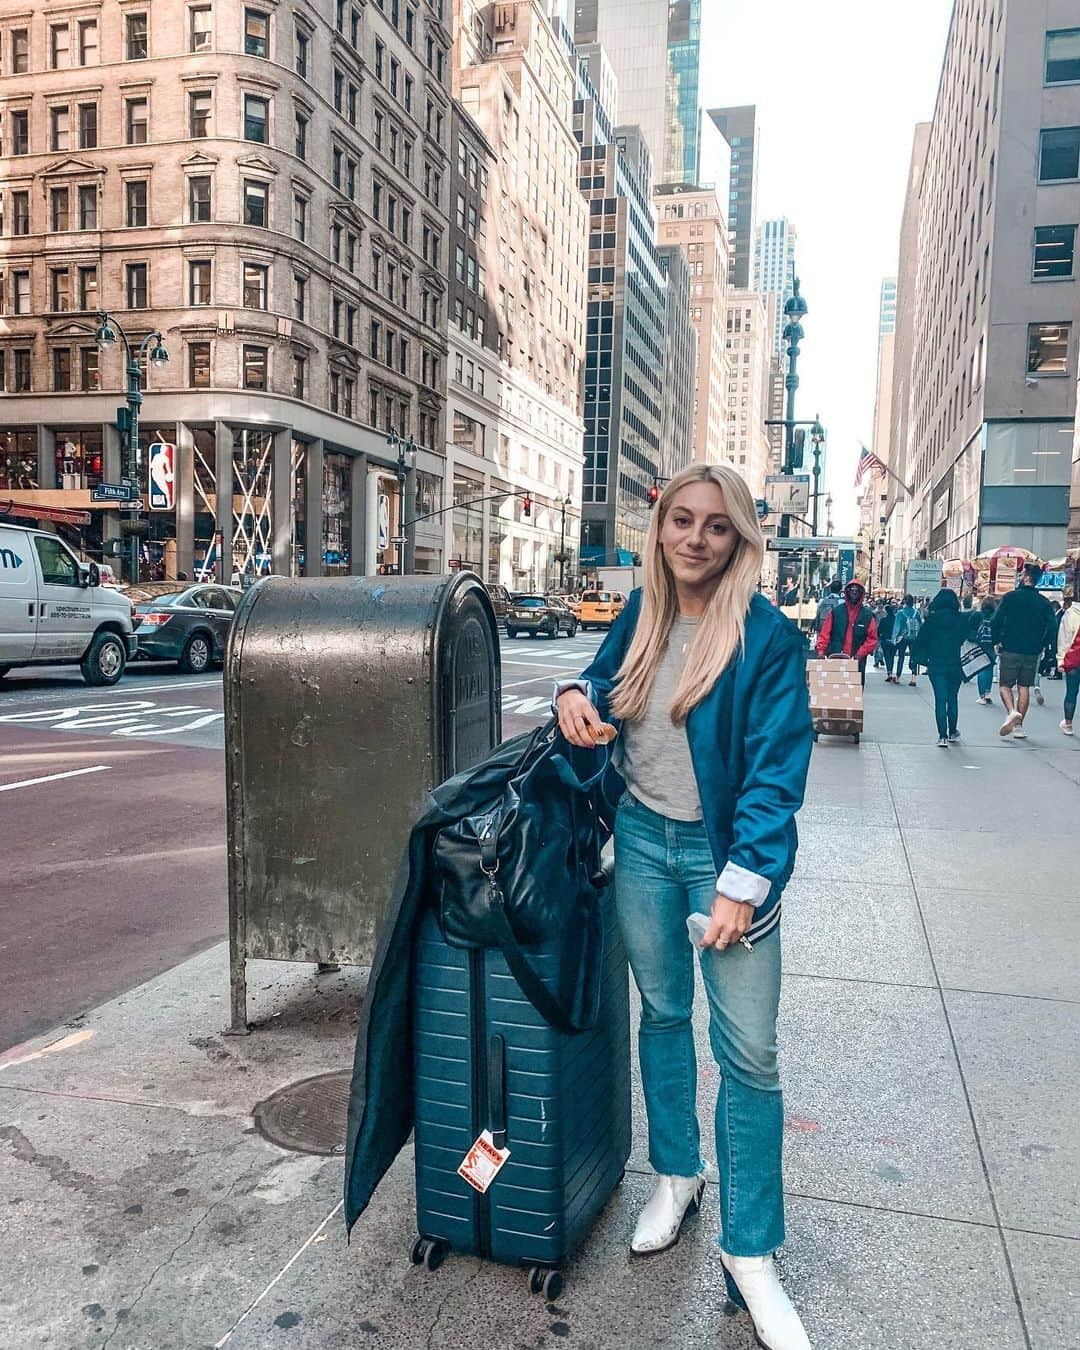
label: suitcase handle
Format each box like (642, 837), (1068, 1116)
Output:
(488, 1034), (507, 1150)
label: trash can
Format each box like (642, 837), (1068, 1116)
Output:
(224, 571), (501, 1032)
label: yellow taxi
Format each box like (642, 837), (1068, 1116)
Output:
(577, 590), (626, 630)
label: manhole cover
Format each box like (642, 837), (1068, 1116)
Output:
(252, 1070), (351, 1156)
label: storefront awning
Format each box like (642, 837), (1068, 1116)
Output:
(0, 499), (92, 526)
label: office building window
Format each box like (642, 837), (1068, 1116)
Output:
(125, 180), (148, 227)
(292, 354), (306, 398)
(189, 90), (211, 137)
(126, 98), (148, 145)
(189, 260), (212, 305)
(126, 262), (148, 309)
(189, 175), (212, 222)
(53, 349), (72, 391)
(77, 266), (98, 310)
(78, 185), (97, 230)
(190, 7), (213, 52)
(78, 103), (97, 149)
(295, 28), (309, 78)
(330, 370), (340, 413)
(243, 262), (269, 309)
(1046, 29), (1080, 84)
(295, 111), (308, 160)
(1039, 126), (1080, 181)
(189, 342), (211, 388)
(78, 19), (98, 65)
(293, 273), (306, 319)
(50, 23), (70, 69)
(50, 268), (71, 311)
(1027, 321), (1071, 374)
(11, 191), (29, 235)
(126, 13), (148, 59)
(50, 187), (70, 232)
(1033, 224), (1077, 279)
(243, 179), (269, 227)
(80, 348), (99, 391)
(50, 106), (70, 151)
(293, 194), (307, 241)
(245, 8), (269, 57)
(11, 29), (29, 74)
(10, 109), (28, 155)
(244, 95), (268, 143)
(243, 345), (267, 390)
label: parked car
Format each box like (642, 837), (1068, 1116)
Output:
(125, 583), (244, 672)
(484, 583), (512, 626)
(506, 593), (578, 639)
(577, 590), (626, 630)
(0, 524), (137, 685)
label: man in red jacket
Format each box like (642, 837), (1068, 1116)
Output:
(816, 580), (879, 685)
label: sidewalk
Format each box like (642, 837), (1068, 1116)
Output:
(1, 674), (1077, 1349)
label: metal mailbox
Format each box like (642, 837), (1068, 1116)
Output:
(224, 571), (501, 1031)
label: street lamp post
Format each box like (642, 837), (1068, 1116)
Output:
(558, 494), (572, 591)
(386, 429), (417, 575)
(810, 418), (826, 535)
(95, 313), (169, 584)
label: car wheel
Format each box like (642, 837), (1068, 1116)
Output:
(546, 623), (557, 639)
(179, 631), (213, 674)
(80, 632), (127, 687)
(0, 664), (11, 681)
(569, 621), (578, 638)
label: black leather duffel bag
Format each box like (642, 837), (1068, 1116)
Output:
(430, 720), (613, 1034)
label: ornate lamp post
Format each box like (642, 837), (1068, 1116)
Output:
(386, 429), (417, 575)
(95, 313), (168, 583)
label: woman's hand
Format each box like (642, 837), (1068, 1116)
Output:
(556, 688), (606, 748)
(699, 893), (755, 950)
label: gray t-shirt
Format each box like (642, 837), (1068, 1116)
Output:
(616, 615), (702, 821)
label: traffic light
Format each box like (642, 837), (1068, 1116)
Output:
(647, 483), (660, 507)
(522, 493), (532, 517)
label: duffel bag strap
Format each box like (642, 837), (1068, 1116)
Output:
(481, 869), (593, 1035)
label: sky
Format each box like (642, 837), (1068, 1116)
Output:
(699, 0), (955, 533)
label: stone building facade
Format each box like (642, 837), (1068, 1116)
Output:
(0, 0), (452, 579)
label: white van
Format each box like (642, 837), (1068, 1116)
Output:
(0, 524), (137, 686)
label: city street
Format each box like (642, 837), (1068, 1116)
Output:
(0, 632), (604, 1052)
(1, 635), (1078, 1348)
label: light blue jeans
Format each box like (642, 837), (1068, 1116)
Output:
(613, 791), (785, 1257)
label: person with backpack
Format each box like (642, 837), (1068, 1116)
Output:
(814, 578), (842, 634)
(892, 594), (922, 686)
(910, 588), (968, 746)
(556, 464), (813, 1350)
(972, 595), (998, 704)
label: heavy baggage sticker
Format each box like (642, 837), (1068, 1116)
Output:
(458, 1130), (510, 1194)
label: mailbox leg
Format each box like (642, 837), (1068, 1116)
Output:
(226, 948), (249, 1036)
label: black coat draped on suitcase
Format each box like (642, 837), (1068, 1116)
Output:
(344, 722), (631, 1270)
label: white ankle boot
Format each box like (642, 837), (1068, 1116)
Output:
(719, 1249), (811, 1349)
(629, 1173), (706, 1255)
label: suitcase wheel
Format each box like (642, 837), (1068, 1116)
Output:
(528, 1266), (564, 1301)
(411, 1236), (448, 1273)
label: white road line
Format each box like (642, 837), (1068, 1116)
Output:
(0, 765), (110, 793)
(0, 677), (220, 706)
(502, 673), (558, 690)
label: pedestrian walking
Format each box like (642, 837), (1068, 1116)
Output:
(815, 579), (878, 685)
(878, 600), (900, 681)
(814, 578), (842, 634)
(1057, 590), (1080, 736)
(555, 463), (814, 1350)
(991, 563), (1057, 739)
(892, 594), (923, 686)
(911, 589), (968, 746)
(971, 596), (998, 704)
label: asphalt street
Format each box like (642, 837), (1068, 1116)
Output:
(0, 632), (604, 1052)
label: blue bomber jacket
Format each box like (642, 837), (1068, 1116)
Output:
(561, 589), (814, 943)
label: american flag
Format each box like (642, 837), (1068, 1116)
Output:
(855, 444), (887, 486)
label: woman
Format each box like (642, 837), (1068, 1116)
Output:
(972, 595), (998, 705)
(878, 600), (898, 681)
(1058, 590), (1080, 735)
(555, 465), (813, 1350)
(911, 588), (968, 746)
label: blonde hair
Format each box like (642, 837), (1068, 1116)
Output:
(609, 463), (764, 725)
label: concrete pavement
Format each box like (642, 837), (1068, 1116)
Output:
(0, 667), (1077, 1347)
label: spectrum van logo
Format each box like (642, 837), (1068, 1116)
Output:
(0, 547), (24, 570)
